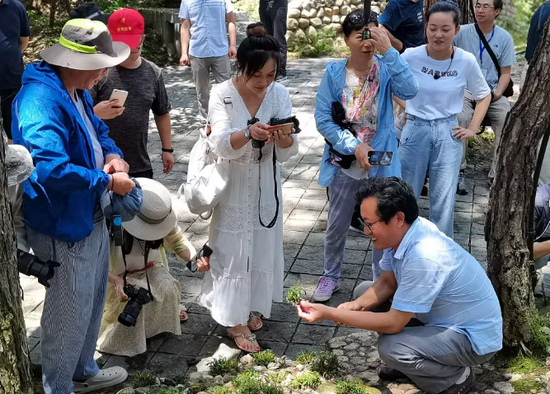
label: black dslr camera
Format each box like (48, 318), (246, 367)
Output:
(17, 249), (60, 288)
(249, 116), (301, 149)
(118, 284), (153, 327)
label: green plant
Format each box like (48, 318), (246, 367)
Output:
(291, 371), (321, 390)
(172, 373), (189, 386)
(152, 389), (181, 394)
(266, 370), (289, 384)
(507, 356), (540, 374)
(295, 349), (317, 365)
(528, 311), (550, 355)
(311, 351), (341, 378)
(189, 381), (211, 394)
(209, 357), (241, 376)
(335, 380), (368, 394)
(252, 349), (276, 367)
(232, 0), (260, 20)
(511, 379), (542, 393)
(290, 28), (349, 59)
(286, 286), (305, 306)
(259, 382), (284, 394)
(131, 371), (158, 388)
(233, 371), (260, 390)
(209, 386), (232, 394)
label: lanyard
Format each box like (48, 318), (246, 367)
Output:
(479, 26), (495, 66)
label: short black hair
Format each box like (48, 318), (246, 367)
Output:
(356, 177), (419, 225)
(236, 25), (281, 80)
(426, 0), (461, 27)
(342, 9), (380, 38)
(492, 0), (503, 11)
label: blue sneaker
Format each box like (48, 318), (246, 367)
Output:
(312, 276), (340, 302)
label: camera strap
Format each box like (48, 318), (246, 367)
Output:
(121, 241), (155, 302)
(258, 147), (279, 228)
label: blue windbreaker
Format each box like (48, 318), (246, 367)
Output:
(12, 61), (123, 242)
(315, 47), (418, 187)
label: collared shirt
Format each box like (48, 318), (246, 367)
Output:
(453, 23), (516, 91)
(0, 0), (30, 90)
(379, 217), (503, 355)
(178, 0), (233, 58)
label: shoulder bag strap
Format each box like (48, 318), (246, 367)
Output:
(475, 23), (501, 79)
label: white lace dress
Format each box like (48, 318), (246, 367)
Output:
(200, 80), (299, 327)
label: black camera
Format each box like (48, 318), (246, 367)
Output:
(118, 284), (153, 327)
(17, 249), (60, 288)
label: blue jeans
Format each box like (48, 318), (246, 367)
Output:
(323, 169), (384, 281)
(399, 115), (462, 238)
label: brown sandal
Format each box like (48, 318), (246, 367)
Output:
(229, 332), (260, 353)
(247, 314), (263, 331)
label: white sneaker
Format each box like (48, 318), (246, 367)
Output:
(73, 367), (128, 393)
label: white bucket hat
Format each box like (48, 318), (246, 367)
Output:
(122, 178), (177, 241)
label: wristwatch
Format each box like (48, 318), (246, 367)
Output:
(244, 125), (253, 140)
(162, 147), (174, 153)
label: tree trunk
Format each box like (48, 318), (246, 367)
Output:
(485, 19), (550, 347)
(0, 123), (34, 390)
(49, 0), (56, 28)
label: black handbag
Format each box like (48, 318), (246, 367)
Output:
(474, 23), (514, 98)
(325, 101), (357, 169)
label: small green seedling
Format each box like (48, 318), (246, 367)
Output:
(252, 349), (276, 367)
(291, 370), (322, 390)
(295, 349), (317, 365)
(286, 286), (305, 306)
(131, 371), (158, 388)
(311, 351), (341, 378)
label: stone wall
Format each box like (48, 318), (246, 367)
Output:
(286, 0), (385, 45)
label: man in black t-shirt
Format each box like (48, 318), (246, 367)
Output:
(378, 0), (425, 52)
(92, 8), (174, 178)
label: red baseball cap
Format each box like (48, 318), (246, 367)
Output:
(108, 8), (144, 50)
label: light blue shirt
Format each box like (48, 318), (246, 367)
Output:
(72, 94), (104, 170)
(179, 0), (233, 58)
(453, 23), (516, 91)
(379, 217), (503, 355)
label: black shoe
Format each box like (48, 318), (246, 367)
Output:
(440, 369), (475, 394)
(377, 365), (407, 381)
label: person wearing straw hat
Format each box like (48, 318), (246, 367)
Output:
(98, 178), (210, 357)
(12, 18), (136, 394)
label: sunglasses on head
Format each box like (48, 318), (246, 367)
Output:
(348, 13), (372, 39)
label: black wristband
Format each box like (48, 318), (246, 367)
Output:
(162, 148), (174, 153)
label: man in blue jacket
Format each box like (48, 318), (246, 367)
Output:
(12, 19), (136, 394)
(526, 0), (550, 63)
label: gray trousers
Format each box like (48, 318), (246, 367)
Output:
(259, 0), (288, 72)
(457, 91), (510, 176)
(324, 170), (383, 281)
(190, 55), (231, 121)
(29, 220), (110, 394)
(353, 281), (496, 393)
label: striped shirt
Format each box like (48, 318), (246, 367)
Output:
(178, 0), (233, 58)
(380, 217), (503, 355)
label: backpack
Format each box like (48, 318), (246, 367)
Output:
(178, 98), (232, 216)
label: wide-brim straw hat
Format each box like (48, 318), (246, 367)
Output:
(122, 178), (177, 241)
(40, 18), (130, 70)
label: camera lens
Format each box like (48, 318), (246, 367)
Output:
(17, 250), (59, 288)
(118, 300), (142, 327)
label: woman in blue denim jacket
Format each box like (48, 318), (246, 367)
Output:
(312, 10), (418, 302)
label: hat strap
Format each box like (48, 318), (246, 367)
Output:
(137, 209), (172, 225)
(59, 35), (98, 54)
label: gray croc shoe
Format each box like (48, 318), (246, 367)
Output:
(73, 367), (128, 393)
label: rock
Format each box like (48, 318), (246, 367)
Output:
(116, 389), (135, 394)
(160, 377), (176, 386)
(302, 0), (312, 10)
(350, 4), (357, 11)
(483, 363), (496, 371)
(288, 8), (301, 18)
(253, 365), (266, 372)
(340, 5), (351, 15)
(189, 372), (203, 383)
(332, 6), (341, 15)
(338, 355), (349, 363)
(316, 7), (325, 17)
(310, 18), (323, 28)
(285, 359), (294, 367)
(328, 23), (343, 32)
(240, 354), (254, 366)
(340, 15), (347, 23)
(351, 0), (361, 5)
(372, 5), (380, 13)
(334, 0), (343, 6)
(357, 370), (380, 384)
(268, 362), (279, 370)
(332, 15), (341, 23)
(493, 382), (514, 393)
(296, 364), (306, 371)
(288, 0), (303, 10)
(546, 356), (550, 366)
(287, 18), (299, 30)
(196, 357), (214, 373)
(298, 18), (310, 29)
(134, 389), (151, 394)
(503, 373), (522, 382)
(213, 375), (224, 385)
(325, 0), (335, 6)
(344, 342), (360, 351)
(295, 28), (307, 42)
(223, 374), (233, 383)
(324, 7), (333, 17)
(323, 16), (332, 24)
(484, 390), (500, 394)
(541, 326), (550, 336)
(301, 8), (317, 18)
(306, 25), (317, 37)
(405, 390), (421, 394)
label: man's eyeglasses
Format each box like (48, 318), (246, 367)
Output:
(474, 4), (495, 9)
(357, 217), (382, 233)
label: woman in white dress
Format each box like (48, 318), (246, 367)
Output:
(200, 24), (299, 352)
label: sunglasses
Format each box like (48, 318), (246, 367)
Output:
(357, 217), (382, 233)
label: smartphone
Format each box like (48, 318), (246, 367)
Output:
(267, 122), (294, 135)
(109, 89), (128, 107)
(368, 151), (394, 166)
(186, 244), (213, 272)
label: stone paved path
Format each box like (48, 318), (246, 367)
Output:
(21, 57), (493, 381)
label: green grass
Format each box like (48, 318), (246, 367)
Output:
(511, 379), (542, 393)
(295, 349), (317, 365)
(171, 373), (189, 386)
(131, 371), (158, 388)
(266, 370), (289, 384)
(209, 386), (232, 394)
(335, 380), (368, 394)
(507, 356), (540, 374)
(252, 349), (276, 367)
(152, 389), (181, 394)
(189, 381), (212, 394)
(311, 351), (341, 378)
(291, 371), (322, 390)
(209, 357), (241, 376)
(289, 28), (350, 59)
